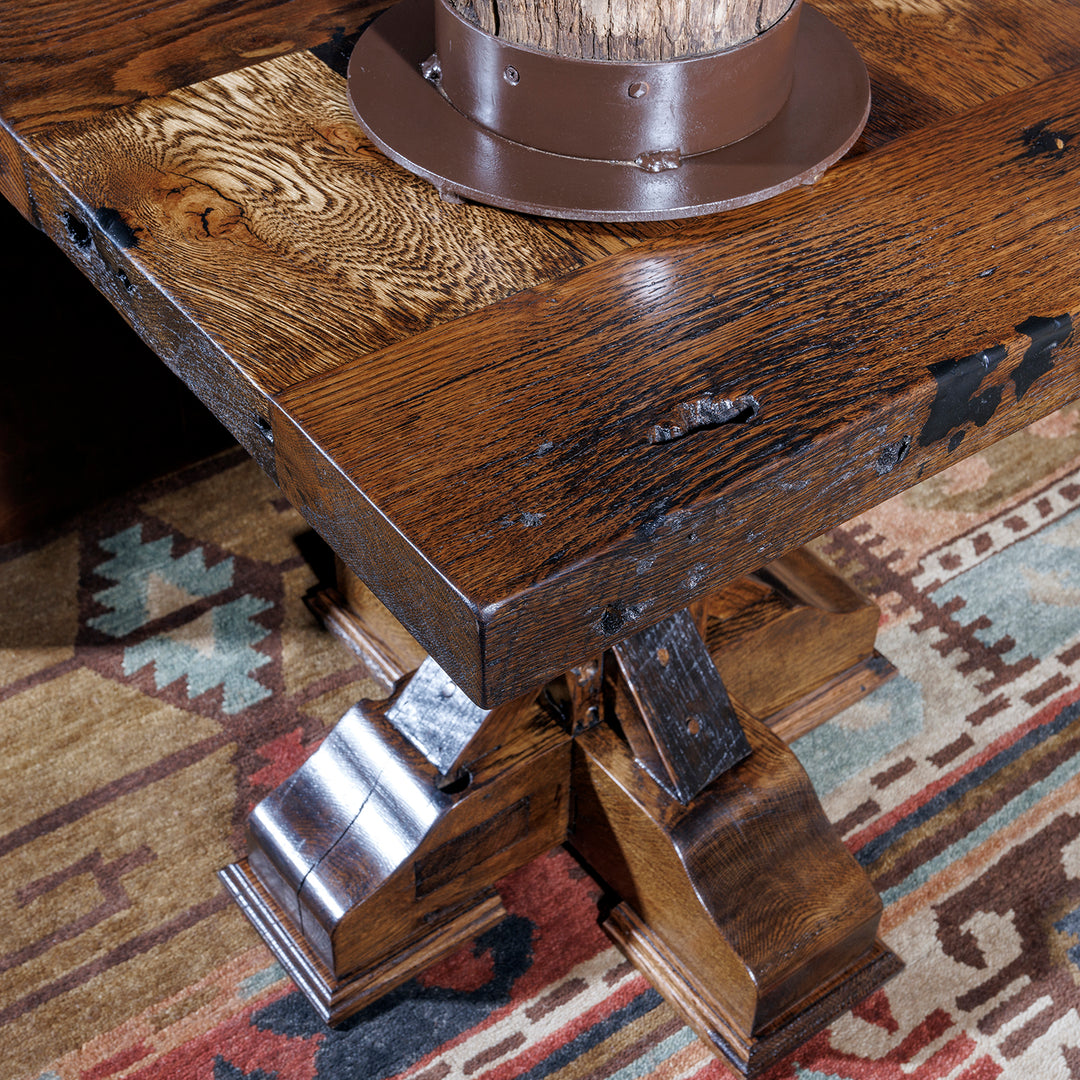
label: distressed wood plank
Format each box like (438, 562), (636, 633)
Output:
(17, 51), (623, 461)
(272, 69), (1080, 705)
(0, 0), (390, 135)
(814, 0), (1080, 152)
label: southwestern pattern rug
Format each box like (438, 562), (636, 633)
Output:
(6, 404), (1080, 1080)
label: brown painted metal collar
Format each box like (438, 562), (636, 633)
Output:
(347, 0), (870, 222)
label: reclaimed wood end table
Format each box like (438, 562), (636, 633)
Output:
(5, 1), (1080, 1072)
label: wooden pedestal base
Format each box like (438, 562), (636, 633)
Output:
(312, 547), (897, 741)
(604, 905), (901, 1076)
(221, 550), (901, 1076)
(221, 857), (508, 1024)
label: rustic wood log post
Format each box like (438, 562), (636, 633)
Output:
(454, 0), (794, 60)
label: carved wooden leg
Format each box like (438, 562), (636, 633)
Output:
(221, 661), (571, 1022)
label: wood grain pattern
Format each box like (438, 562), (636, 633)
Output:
(221, 858), (508, 1024)
(0, 0), (389, 135)
(247, 682), (570, 978)
(707, 547), (881, 720)
(604, 904), (901, 1075)
(611, 611), (751, 803)
(18, 51), (630, 464)
(813, 0), (1080, 153)
(9, 3), (1080, 479)
(572, 711), (889, 1055)
(272, 69), (1080, 705)
(454, 0), (791, 60)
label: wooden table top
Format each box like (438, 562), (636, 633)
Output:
(5, 1), (1080, 705)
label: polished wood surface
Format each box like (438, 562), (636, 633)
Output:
(274, 68), (1080, 704)
(4, 3), (1077, 1072)
(0, 0), (390, 135)
(224, 601), (900, 1068)
(574, 713), (900, 1073)
(244, 683), (570, 979)
(6, 8), (1080, 698)
(322, 549), (896, 741)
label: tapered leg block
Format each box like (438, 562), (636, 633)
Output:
(572, 715), (902, 1077)
(221, 677), (571, 1024)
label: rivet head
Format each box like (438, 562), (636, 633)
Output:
(628, 81), (649, 99)
(504, 65), (520, 85)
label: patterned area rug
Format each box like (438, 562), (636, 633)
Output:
(6, 404), (1080, 1080)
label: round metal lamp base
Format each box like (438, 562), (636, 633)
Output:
(346, 0), (870, 222)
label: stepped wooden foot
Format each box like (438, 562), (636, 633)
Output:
(220, 858), (507, 1024)
(572, 715), (901, 1076)
(224, 565), (902, 1074)
(221, 660), (572, 1020)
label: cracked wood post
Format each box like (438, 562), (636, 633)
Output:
(454, 0), (793, 60)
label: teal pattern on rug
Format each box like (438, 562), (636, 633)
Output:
(123, 594), (273, 713)
(89, 524), (234, 637)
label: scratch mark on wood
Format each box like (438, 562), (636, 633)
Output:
(648, 393), (759, 444)
(874, 435), (912, 475)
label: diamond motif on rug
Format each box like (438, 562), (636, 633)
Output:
(123, 594), (273, 713)
(89, 524), (234, 637)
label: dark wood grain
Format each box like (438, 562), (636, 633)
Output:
(571, 710), (897, 1072)
(15, 51), (625, 467)
(9, 3), (1080, 490)
(814, 0), (1080, 154)
(247, 678), (570, 981)
(708, 547), (882, 721)
(221, 858), (508, 1024)
(272, 69), (1080, 705)
(611, 611), (751, 803)
(0, 0), (390, 135)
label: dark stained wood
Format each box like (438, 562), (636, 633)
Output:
(272, 69), (1080, 705)
(455, 0), (790, 60)
(305, 559), (429, 687)
(321, 551), (895, 744)
(571, 712), (900, 1074)
(0, 0), (391, 135)
(756, 651), (896, 745)
(605, 906), (901, 1075)
(7, 3), (1080, 503)
(0, 197), (236, 543)
(6, 2), (1079, 1070)
(220, 860), (507, 1024)
(611, 611), (751, 803)
(813, 0), (1080, 153)
(706, 547), (883, 721)
(244, 676), (570, 985)
(233, 588), (899, 1049)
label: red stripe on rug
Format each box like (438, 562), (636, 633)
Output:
(475, 977), (650, 1080)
